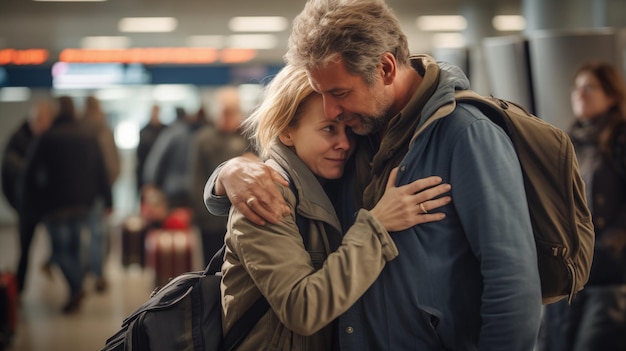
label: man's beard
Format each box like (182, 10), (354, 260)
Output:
(350, 113), (391, 136)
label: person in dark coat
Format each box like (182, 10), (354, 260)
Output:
(1, 98), (54, 293)
(541, 60), (626, 351)
(136, 104), (165, 193)
(142, 106), (202, 209)
(22, 96), (112, 313)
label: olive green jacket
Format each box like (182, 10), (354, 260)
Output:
(221, 144), (398, 350)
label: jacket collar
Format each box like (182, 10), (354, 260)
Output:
(268, 143), (343, 233)
(405, 54), (471, 147)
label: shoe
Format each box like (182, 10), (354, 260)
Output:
(95, 278), (108, 293)
(62, 291), (85, 314)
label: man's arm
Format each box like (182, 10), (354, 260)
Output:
(451, 117), (542, 350)
(203, 156), (290, 225)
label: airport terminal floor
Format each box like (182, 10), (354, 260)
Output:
(0, 221), (204, 351)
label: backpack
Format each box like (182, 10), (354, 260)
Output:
(101, 245), (268, 351)
(102, 179), (309, 351)
(452, 90), (595, 304)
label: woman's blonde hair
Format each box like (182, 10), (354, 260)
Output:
(243, 65), (317, 159)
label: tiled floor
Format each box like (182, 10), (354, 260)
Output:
(0, 221), (204, 351)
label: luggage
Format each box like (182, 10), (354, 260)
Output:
(0, 272), (18, 351)
(144, 229), (194, 287)
(121, 215), (149, 267)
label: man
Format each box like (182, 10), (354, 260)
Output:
(136, 104), (165, 193)
(205, 0), (542, 349)
(22, 96), (112, 313)
(1, 99), (54, 293)
(142, 106), (203, 209)
(189, 87), (256, 264)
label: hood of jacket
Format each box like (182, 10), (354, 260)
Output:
(410, 54), (471, 144)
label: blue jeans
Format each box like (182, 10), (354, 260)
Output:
(86, 199), (107, 278)
(45, 215), (87, 298)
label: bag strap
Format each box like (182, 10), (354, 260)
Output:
(212, 175), (310, 351)
(221, 297), (270, 351)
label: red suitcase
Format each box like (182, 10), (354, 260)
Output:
(144, 229), (194, 288)
(0, 272), (18, 350)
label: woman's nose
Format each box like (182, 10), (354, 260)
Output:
(335, 128), (351, 150)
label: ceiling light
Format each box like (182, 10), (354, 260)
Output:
(492, 15), (526, 31)
(81, 36), (131, 49)
(432, 33), (466, 48)
(186, 35), (226, 49)
(227, 34), (277, 49)
(118, 17), (177, 33)
(416, 15), (467, 31)
(229, 16), (288, 32)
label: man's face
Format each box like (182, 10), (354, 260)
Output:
(307, 58), (392, 136)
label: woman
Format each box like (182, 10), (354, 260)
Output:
(541, 61), (626, 351)
(221, 64), (452, 350)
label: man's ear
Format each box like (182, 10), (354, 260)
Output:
(380, 52), (396, 84)
(278, 129), (295, 146)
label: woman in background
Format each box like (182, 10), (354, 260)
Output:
(541, 60), (626, 351)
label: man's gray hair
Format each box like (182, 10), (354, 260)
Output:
(285, 0), (411, 86)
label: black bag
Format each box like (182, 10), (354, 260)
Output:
(101, 245), (269, 351)
(453, 91), (595, 304)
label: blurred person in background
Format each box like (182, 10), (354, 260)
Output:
(136, 104), (165, 194)
(540, 61), (626, 351)
(142, 106), (203, 211)
(81, 95), (120, 292)
(189, 87), (256, 264)
(1, 98), (54, 294)
(21, 96), (112, 314)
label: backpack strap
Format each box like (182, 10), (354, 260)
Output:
(202, 243), (270, 351)
(210, 175), (310, 351)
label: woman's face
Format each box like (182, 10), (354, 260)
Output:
(279, 94), (355, 180)
(571, 71), (615, 120)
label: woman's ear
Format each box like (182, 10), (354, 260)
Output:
(278, 129), (295, 146)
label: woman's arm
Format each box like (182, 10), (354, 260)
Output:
(224, 169), (451, 335)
